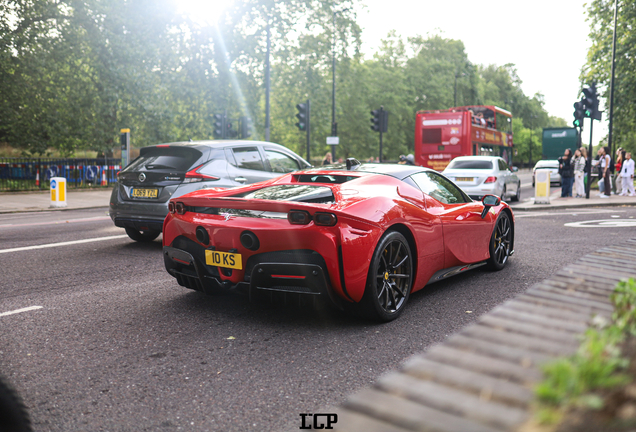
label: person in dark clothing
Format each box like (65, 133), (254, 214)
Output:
(558, 148), (574, 197)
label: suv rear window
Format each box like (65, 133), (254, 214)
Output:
(446, 160), (493, 170)
(123, 146), (203, 173)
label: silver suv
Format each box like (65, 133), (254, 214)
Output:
(109, 140), (311, 241)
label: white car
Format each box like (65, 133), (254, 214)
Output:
(443, 156), (520, 201)
(532, 160), (562, 186)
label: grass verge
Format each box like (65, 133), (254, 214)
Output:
(533, 277), (636, 427)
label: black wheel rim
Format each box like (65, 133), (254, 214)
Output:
(375, 240), (411, 314)
(493, 215), (511, 265)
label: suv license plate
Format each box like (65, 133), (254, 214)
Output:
(205, 250), (243, 270)
(131, 188), (158, 198)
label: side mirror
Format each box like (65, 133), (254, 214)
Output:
(511, 166), (519, 172)
(481, 194), (501, 219)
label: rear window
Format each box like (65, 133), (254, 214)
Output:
(235, 185), (335, 204)
(422, 128), (442, 144)
(446, 159), (493, 170)
(535, 161), (558, 168)
(294, 174), (356, 184)
(123, 146), (202, 173)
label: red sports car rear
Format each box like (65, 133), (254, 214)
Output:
(162, 162), (514, 321)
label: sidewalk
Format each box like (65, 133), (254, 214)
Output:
(510, 190), (636, 211)
(0, 188), (113, 214)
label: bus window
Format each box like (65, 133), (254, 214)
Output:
(496, 112), (512, 133)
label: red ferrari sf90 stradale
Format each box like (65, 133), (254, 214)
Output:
(162, 160), (514, 321)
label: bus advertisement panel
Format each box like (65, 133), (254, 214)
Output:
(414, 106), (513, 171)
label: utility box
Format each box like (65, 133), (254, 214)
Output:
(50, 177), (67, 208)
(534, 169), (551, 204)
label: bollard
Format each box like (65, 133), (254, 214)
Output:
(50, 177), (67, 208)
(534, 169), (551, 204)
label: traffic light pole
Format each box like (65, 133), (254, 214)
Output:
(379, 106), (384, 163)
(585, 119), (594, 199)
(306, 99), (311, 162)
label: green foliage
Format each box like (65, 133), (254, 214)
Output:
(535, 278), (636, 424)
(582, 0), (636, 154)
(611, 278), (636, 335)
(0, 0), (562, 161)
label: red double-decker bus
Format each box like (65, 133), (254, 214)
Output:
(414, 105), (513, 171)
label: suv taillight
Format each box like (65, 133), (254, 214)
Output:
(183, 164), (220, 183)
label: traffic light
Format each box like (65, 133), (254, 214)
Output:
(370, 109), (381, 132)
(226, 121), (238, 138)
(370, 108), (388, 133)
(240, 116), (252, 139)
(295, 104), (307, 131)
(213, 114), (225, 139)
(582, 84), (601, 120)
(573, 100), (585, 129)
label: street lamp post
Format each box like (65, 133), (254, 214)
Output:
(331, 7), (348, 162)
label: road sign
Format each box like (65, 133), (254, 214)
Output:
(326, 136), (339, 145)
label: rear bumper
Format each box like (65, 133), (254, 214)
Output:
(163, 242), (342, 307)
(114, 217), (164, 232)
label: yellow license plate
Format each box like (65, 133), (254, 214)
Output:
(205, 250), (243, 270)
(131, 188), (158, 198)
(455, 177), (474, 182)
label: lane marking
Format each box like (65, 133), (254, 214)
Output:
(516, 210), (627, 218)
(0, 235), (128, 254)
(0, 306), (43, 317)
(565, 219), (636, 228)
(0, 216), (110, 228)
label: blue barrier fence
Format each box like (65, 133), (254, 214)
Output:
(0, 158), (122, 191)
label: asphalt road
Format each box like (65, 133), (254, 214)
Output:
(2, 204), (636, 432)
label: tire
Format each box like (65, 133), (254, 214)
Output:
(500, 185), (507, 201)
(486, 212), (513, 271)
(125, 227), (161, 242)
(511, 182), (521, 202)
(360, 231), (413, 322)
(0, 376), (32, 432)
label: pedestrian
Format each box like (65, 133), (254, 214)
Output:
(573, 148), (586, 198)
(322, 152), (332, 166)
(619, 152), (635, 196)
(599, 146), (612, 198)
(558, 148), (574, 197)
(615, 149), (625, 195)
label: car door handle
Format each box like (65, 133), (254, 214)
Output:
(234, 177), (247, 183)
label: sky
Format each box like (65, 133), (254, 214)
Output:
(353, 0), (607, 145)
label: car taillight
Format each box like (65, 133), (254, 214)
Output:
(314, 212), (337, 226)
(484, 176), (497, 184)
(175, 202), (186, 215)
(288, 210), (311, 225)
(116, 171), (121, 179)
(183, 164), (220, 183)
(168, 202), (175, 213)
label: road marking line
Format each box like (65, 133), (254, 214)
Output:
(0, 235), (128, 254)
(0, 306), (43, 317)
(515, 210), (627, 218)
(0, 216), (110, 228)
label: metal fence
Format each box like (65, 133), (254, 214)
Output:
(0, 158), (122, 192)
